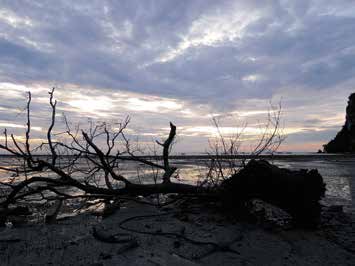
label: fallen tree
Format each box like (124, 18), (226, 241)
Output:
(220, 160), (326, 227)
(0, 89), (326, 227)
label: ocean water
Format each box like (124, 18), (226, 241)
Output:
(174, 157), (354, 213)
(272, 158), (354, 213)
(137, 156), (354, 213)
(0, 156), (354, 214)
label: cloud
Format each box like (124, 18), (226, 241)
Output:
(0, 1), (354, 152)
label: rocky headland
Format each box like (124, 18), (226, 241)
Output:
(324, 93), (355, 153)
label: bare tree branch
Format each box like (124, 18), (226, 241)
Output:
(47, 88), (58, 165)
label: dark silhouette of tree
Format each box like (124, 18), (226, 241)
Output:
(0, 89), (324, 228)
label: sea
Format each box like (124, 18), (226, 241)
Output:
(0, 153), (354, 215)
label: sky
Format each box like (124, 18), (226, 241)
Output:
(0, 0), (355, 153)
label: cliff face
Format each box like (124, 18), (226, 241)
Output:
(324, 93), (355, 153)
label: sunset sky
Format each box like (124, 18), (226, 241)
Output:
(0, 1), (354, 153)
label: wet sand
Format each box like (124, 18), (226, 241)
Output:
(0, 155), (354, 265)
(0, 200), (354, 266)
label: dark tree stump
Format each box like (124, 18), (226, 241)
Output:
(220, 159), (326, 227)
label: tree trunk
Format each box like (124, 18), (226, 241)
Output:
(220, 159), (326, 227)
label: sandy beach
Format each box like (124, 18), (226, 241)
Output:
(1, 0), (355, 264)
(0, 196), (354, 266)
(0, 156), (354, 265)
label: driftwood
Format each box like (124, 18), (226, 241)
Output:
(220, 159), (326, 227)
(0, 90), (326, 229)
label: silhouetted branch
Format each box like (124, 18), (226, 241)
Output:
(202, 101), (285, 188)
(0, 90), (293, 227)
(156, 122), (177, 183)
(0, 89), (199, 218)
(47, 88), (58, 165)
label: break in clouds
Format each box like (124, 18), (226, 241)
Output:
(0, 0), (355, 152)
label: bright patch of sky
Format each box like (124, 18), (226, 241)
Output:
(0, 1), (354, 152)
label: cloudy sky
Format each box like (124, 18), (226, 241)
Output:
(0, 0), (354, 153)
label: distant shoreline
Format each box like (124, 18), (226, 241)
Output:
(0, 153), (354, 160)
